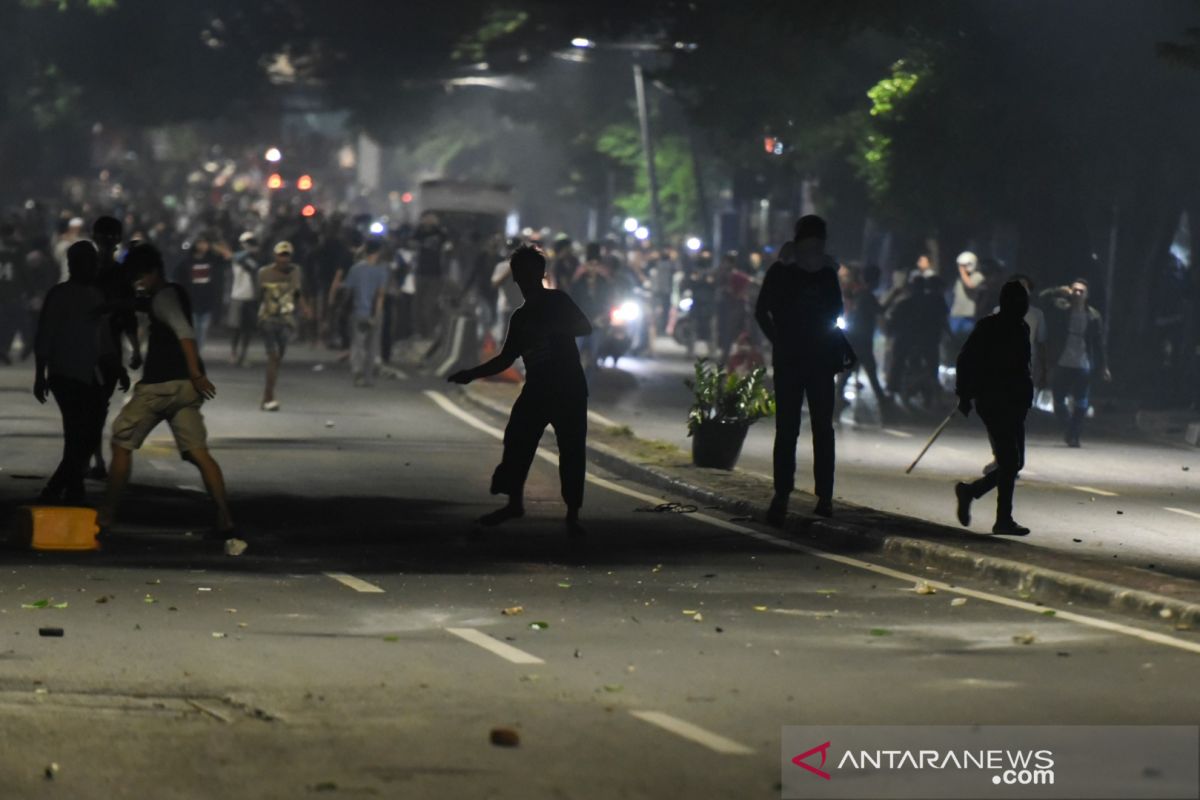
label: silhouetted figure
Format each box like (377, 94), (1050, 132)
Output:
(33, 241), (107, 504)
(1040, 279), (1110, 447)
(954, 280), (1034, 536)
(886, 254), (947, 406)
(174, 232), (227, 352)
(756, 215), (844, 523)
(837, 263), (889, 412)
(90, 215), (139, 480)
(449, 245), (592, 536)
(0, 223), (29, 364)
(97, 243), (234, 538)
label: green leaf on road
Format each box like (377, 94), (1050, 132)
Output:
(869, 628), (891, 636)
(1041, 610), (1056, 617)
(51, 602), (68, 609)
(556, 583), (572, 589)
(602, 684), (624, 693)
(22, 599), (50, 609)
(144, 595), (156, 604)
(529, 622), (549, 630)
(383, 636), (399, 642)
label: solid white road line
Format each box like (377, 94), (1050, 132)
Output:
(323, 572), (385, 593)
(881, 428), (914, 438)
(1068, 485), (1119, 497)
(629, 711), (754, 755)
(1164, 507), (1200, 521)
(425, 391), (1200, 656)
(587, 410), (624, 429)
(445, 627), (545, 664)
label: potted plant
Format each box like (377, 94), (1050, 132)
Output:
(686, 359), (776, 470)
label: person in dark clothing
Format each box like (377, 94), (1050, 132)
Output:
(174, 233), (227, 352)
(98, 243), (235, 540)
(449, 245), (592, 536)
(413, 213), (449, 338)
(755, 215), (844, 523)
(570, 243), (613, 372)
(837, 263), (889, 411)
(1040, 279), (1110, 447)
(0, 223), (29, 364)
(886, 254), (948, 407)
(89, 216), (140, 480)
(954, 280), (1034, 536)
(33, 241), (109, 504)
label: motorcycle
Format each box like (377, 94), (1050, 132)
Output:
(597, 294), (646, 367)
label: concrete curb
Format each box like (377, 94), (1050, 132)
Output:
(458, 384), (1200, 630)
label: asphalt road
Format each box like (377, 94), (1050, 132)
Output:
(1, 348), (1198, 799)
(590, 342), (1200, 583)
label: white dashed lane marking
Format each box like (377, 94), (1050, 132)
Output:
(445, 627), (545, 665)
(629, 711), (754, 755)
(425, 390), (1200, 656)
(1067, 485), (1119, 497)
(323, 572), (385, 593)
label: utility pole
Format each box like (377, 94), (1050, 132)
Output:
(633, 63), (664, 245)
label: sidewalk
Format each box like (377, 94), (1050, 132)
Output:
(460, 380), (1200, 630)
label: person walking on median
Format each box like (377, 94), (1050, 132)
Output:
(448, 245), (592, 536)
(342, 237), (390, 387)
(756, 215), (845, 524)
(257, 240), (308, 412)
(96, 243), (235, 540)
(1040, 278), (1110, 448)
(32, 241), (113, 505)
(954, 280), (1034, 536)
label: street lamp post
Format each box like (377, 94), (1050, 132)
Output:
(632, 63), (664, 247)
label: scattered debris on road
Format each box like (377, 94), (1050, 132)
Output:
(501, 606), (524, 616)
(913, 581), (936, 595)
(38, 627), (63, 637)
(950, 597), (968, 607)
(224, 538), (249, 557)
(528, 621), (549, 630)
(1012, 633), (1037, 645)
(490, 727), (520, 747)
(44, 763), (58, 780)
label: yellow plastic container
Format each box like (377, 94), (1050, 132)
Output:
(20, 506), (100, 552)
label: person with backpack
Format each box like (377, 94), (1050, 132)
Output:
(755, 215), (846, 523)
(97, 243), (236, 543)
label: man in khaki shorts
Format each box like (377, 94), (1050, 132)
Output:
(97, 243), (235, 540)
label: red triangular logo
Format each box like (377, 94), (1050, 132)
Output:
(792, 741), (832, 780)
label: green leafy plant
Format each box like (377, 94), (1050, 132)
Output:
(685, 360), (775, 436)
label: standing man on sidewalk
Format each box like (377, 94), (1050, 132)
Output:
(1040, 279), (1110, 447)
(342, 238), (389, 387)
(954, 280), (1034, 536)
(448, 245), (593, 536)
(97, 243), (235, 541)
(756, 215), (844, 523)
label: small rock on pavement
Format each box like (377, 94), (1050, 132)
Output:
(1012, 633), (1036, 645)
(950, 597), (968, 607)
(38, 627), (64, 637)
(914, 581), (936, 595)
(490, 727), (520, 747)
(44, 763), (58, 780)
(324, 420), (335, 428)
(224, 538), (248, 557)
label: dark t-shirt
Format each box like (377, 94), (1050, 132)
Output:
(414, 225), (448, 278)
(846, 287), (881, 345)
(955, 313), (1033, 409)
(175, 253), (226, 313)
(755, 259), (844, 368)
(0, 242), (26, 303)
(502, 289), (591, 395)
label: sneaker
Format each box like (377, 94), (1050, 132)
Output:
(261, 400), (280, 412)
(1066, 436), (1081, 449)
(954, 482), (973, 527)
(992, 518), (1031, 536)
(766, 494), (788, 527)
(813, 498), (833, 518)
